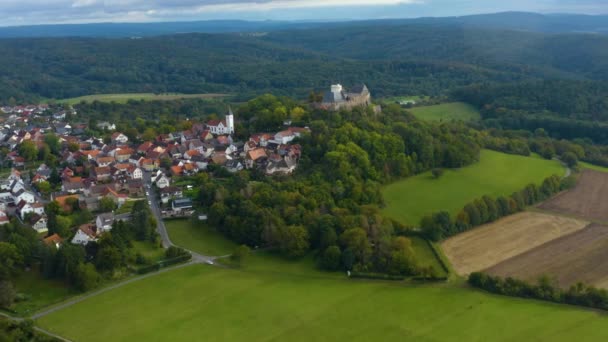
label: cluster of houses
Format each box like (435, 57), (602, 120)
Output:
(0, 103), (309, 250)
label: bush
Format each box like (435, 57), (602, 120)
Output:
(136, 263), (161, 274)
(165, 246), (189, 259)
(431, 168), (444, 179)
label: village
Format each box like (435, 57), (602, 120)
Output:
(0, 103), (308, 250)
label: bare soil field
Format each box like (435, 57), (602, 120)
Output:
(441, 212), (589, 275)
(539, 170), (608, 222)
(485, 224), (608, 289)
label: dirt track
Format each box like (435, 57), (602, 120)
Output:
(485, 224), (608, 289)
(441, 212), (589, 275)
(539, 169), (608, 222)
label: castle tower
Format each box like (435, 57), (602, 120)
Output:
(226, 106), (235, 135)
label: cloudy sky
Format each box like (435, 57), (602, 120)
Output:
(1, 0), (608, 27)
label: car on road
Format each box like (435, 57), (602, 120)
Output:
(148, 200), (152, 205)
(145, 191), (149, 196)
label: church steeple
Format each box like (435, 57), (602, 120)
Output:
(226, 106), (235, 135)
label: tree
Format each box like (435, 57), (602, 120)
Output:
(35, 181), (51, 196)
(431, 168), (444, 179)
(339, 228), (371, 266)
(73, 263), (101, 292)
(319, 245), (341, 271)
(95, 246), (122, 272)
(99, 197), (117, 212)
(230, 245), (251, 267)
(276, 226), (309, 258)
(0, 280), (15, 308)
(562, 152), (578, 168)
(17, 141), (37, 162)
(0, 242), (23, 280)
(388, 237), (418, 275)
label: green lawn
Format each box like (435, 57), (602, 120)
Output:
(410, 237), (448, 277)
(382, 150), (565, 225)
(37, 264), (608, 342)
(11, 271), (75, 316)
(56, 93), (229, 105)
(165, 219), (237, 256)
(409, 102), (481, 121)
(579, 161), (608, 173)
(131, 241), (165, 263)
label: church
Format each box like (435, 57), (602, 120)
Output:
(206, 107), (235, 135)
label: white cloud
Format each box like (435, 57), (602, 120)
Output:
(0, 0), (606, 27)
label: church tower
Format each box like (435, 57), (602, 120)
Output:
(226, 106), (235, 135)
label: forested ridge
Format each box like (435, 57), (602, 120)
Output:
(2, 23), (608, 104)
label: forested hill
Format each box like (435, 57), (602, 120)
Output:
(1, 23), (608, 103)
(1, 12), (608, 38)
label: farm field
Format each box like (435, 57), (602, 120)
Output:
(382, 149), (564, 225)
(37, 264), (608, 342)
(441, 212), (589, 275)
(56, 92), (229, 105)
(486, 224), (608, 289)
(408, 102), (481, 121)
(539, 170), (608, 222)
(164, 219), (237, 256)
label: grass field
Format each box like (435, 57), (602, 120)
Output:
(165, 219), (237, 256)
(11, 271), (75, 316)
(410, 237), (448, 277)
(56, 93), (229, 105)
(441, 212), (589, 275)
(579, 162), (608, 173)
(37, 264), (608, 341)
(409, 102), (481, 121)
(382, 150), (565, 225)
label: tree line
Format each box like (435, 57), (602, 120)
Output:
(469, 272), (608, 312)
(0, 201), (162, 310)
(421, 174), (571, 241)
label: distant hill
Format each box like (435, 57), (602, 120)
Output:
(1, 12), (608, 38)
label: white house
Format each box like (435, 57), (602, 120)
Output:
(72, 225), (97, 245)
(13, 190), (36, 204)
(111, 132), (129, 145)
(153, 173), (171, 189)
(30, 214), (48, 233)
(96, 212), (114, 233)
(130, 167), (143, 180)
(18, 201), (45, 220)
(96, 122), (116, 131)
(272, 130), (296, 145)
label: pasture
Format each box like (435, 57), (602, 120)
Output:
(408, 102), (481, 121)
(56, 93), (228, 105)
(486, 224), (608, 289)
(539, 170), (608, 222)
(441, 212), (589, 275)
(164, 219), (237, 256)
(37, 264), (608, 342)
(382, 150), (564, 225)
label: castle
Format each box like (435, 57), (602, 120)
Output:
(317, 84), (371, 111)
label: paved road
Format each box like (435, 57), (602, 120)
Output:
(142, 171), (217, 264)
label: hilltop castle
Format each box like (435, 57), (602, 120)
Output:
(317, 84), (371, 111)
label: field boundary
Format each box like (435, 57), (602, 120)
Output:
(425, 240), (451, 278)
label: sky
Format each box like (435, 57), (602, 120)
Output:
(1, 0), (608, 27)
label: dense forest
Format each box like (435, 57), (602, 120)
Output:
(2, 23), (608, 103)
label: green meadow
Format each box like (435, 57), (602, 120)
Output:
(164, 219), (237, 257)
(37, 264), (608, 342)
(382, 150), (565, 225)
(56, 93), (228, 105)
(409, 102), (481, 121)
